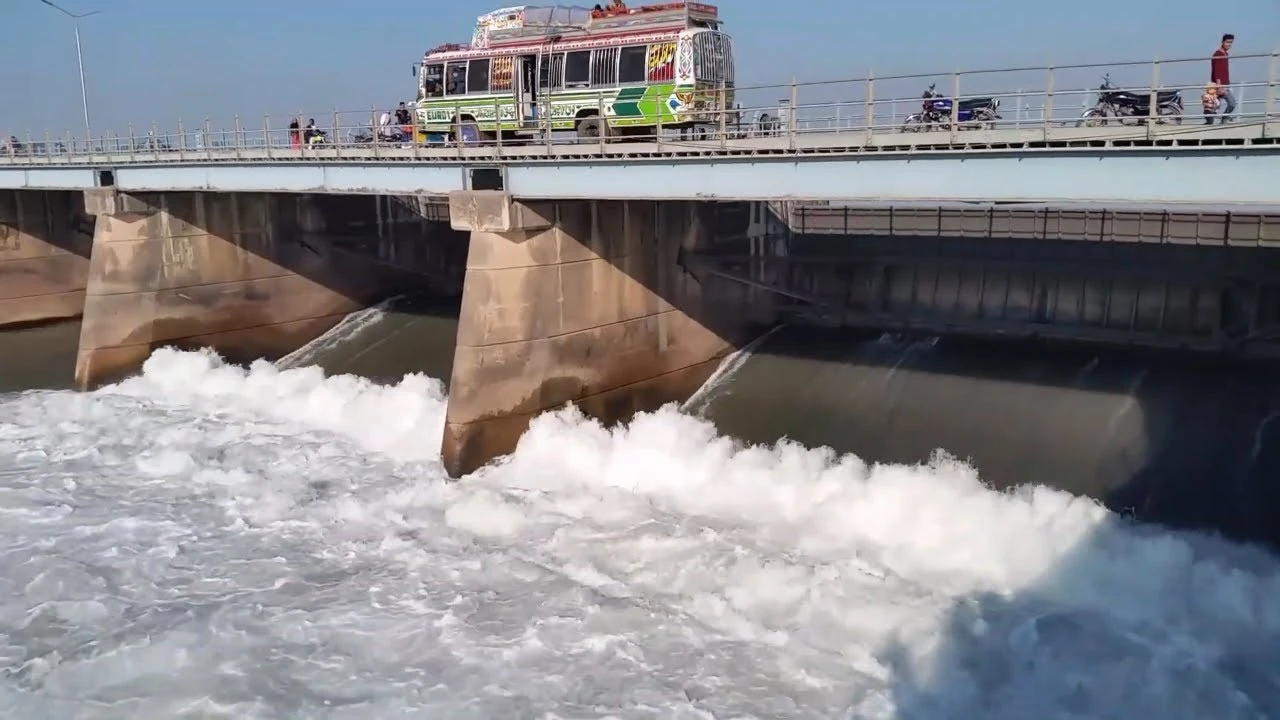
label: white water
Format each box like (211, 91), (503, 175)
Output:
(2, 348), (1280, 719)
(276, 297), (399, 370)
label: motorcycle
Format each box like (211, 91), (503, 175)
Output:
(1079, 74), (1183, 126)
(901, 84), (1001, 132)
(349, 126), (411, 144)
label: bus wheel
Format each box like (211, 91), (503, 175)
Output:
(575, 115), (609, 141)
(452, 118), (479, 144)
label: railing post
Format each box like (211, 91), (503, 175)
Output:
(1148, 58), (1160, 136)
(177, 118), (186, 161)
(1266, 52), (1278, 127)
(204, 118), (212, 161)
(456, 108), (464, 160)
(332, 108), (341, 159)
(544, 97), (553, 152)
(233, 114), (243, 158)
(495, 97), (503, 158)
(597, 91), (606, 153)
(44, 130), (53, 165)
(64, 130), (74, 160)
(950, 71), (960, 143)
(655, 102), (663, 149)
(127, 123), (136, 162)
(789, 77), (797, 150)
(263, 114), (271, 160)
(1043, 65), (1054, 140)
(718, 81), (727, 149)
(864, 71), (874, 145)
(410, 104), (421, 161)
(372, 104), (381, 159)
(297, 109), (306, 158)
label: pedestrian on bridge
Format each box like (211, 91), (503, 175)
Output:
(1210, 33), (1235, 123)
(1202, 83), (1221, 124)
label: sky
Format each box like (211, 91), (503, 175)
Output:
(1, 0), (1277, 139)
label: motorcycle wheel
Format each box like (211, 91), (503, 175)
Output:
(1157, 105), (1184, 125)
(1078, 109), (1107, 128)
(900, 115), (926, 132)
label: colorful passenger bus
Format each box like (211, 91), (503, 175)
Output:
(414, 2), (734, 141)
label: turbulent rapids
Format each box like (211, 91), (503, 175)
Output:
(1, 304), (1279, 719)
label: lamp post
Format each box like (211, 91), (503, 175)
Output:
(39, 0), (99, 142)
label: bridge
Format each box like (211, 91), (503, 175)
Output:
(3, 51), (1280, 477)
(3, 53), (1280, 205)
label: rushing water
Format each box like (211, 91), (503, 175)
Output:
(1, 302), (1279, 718)
(694, 326), (1280, 547)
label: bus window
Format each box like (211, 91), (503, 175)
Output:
(591, 47), (618, 87)
(693, 32), (733, 85)
(467, 58), (491, 94)
(422, 64), (444, 97)
(538, 53), (564, 91)
(564, 50), (590, 88)
(445, 62), (467, 95)
(618, 46), (646, 84)
(491, 56), (514, 91)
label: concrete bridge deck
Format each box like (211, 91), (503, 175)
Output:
(4, 48), (1278, 205)
(1, 122), (1277, 206)
(2, 119), (1276, 168)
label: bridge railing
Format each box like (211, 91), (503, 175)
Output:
(3, 51), (1277, 163)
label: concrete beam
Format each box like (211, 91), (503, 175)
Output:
(73, 191), (407, 388)
(447, 190), (554, 233)
(0, 190), (92, 328)
(441, 195), (747, 477)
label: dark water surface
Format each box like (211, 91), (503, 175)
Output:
(0, 319), (82, 393)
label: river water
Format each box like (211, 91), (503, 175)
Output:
(1, 296), (1278, 719)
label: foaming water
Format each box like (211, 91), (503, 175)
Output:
(1, 347), (1278, 718)
(698, 326), (1280, 547)
(277, 297), (401, 370)
(277, 292), (459, 385)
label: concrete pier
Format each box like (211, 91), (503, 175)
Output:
(0, 189), (92, 327)
(73, 190), (434, 389)
(441, 191), (745, 477)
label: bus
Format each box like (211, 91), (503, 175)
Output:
(414, 2), (734, 142)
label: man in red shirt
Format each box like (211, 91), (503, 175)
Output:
(1210, 33), (1235, 123)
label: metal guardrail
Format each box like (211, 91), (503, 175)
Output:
(3, 51), (1278, 165)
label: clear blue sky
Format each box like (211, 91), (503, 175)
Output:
(1, 0), (1277, 137)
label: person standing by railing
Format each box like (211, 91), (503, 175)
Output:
(1211, 33), (1235, 123)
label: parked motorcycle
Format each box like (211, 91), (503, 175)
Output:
(1079, 74), (1183, 126)
(901, 84), (1001, 132)
(349, 126), (410, 144)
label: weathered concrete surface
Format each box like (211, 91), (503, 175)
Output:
(442, 193), (746, 477)
(73, 191), (414, 389)
(0, 190), (92, 327)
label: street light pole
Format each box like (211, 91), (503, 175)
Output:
(39, 0), (99, 141)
